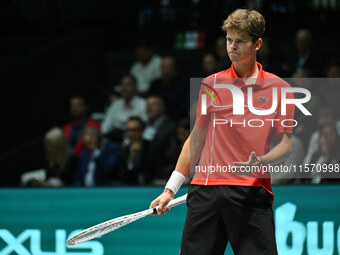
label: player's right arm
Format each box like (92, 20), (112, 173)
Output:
(149, 124), (208, 215)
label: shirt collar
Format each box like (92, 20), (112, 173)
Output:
(230, 62), (265, 88)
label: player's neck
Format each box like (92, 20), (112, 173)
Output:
(233, 60), (259, 80)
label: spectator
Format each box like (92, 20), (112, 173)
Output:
(307, 123), (340, 184)
(24, 127), (77, 187)
(74, 127), (121, 186)
(130, 41), (162, 95)
(101, 74), (147, 143)
(285, 29), (323, 77)
(202, 53), (220, 77)
(291, 71), (321, 113)
(148, 56), (188, 121)
(303, 106), (340, 166)
(271, 134), (305, 185)
(143, 96), (175, 182)
(63, 96), (100, 157)
(291, 71), (320, 146)
(320, 59), (340, 114)
(169, 118), (192, 184)
(170, 118), (190, 163)
(215, 36), (231, 70)
(120, 117), (150, 184)
(257, 39), (282, 76)
(44, 127), (77, 186)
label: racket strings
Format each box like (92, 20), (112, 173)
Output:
(67, 215), (143, 245)
(67, 195), (186, 245)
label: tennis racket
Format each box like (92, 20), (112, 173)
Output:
(67, 193), (187, 245)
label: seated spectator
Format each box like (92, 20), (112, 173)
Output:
(257, 38), (282, 76)
(304, 106), (340, 166)
(101, 74), (147, 143)
(285, 29), (323, 77)
(319, 59), (340, 114)
(130, 40), (162, 95)
(307, 123), (340, 184)
(63, 95), (100, 157)
(120, 117), (150, 184)
(143, 96), (176, 182)
(271, 134), (305, 185)
(169, 118), (193, 180)
(170, 118), (191, 162)
(74, 127), (121, 186)
(169, 118), (192, 184)
(291, 71), (321, 114)
(24, 127), (77, 187)
(202, 53), (220, 77)
(291, 71), (320, 147)
(148, 56), (188, 121)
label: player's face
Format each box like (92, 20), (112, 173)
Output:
(226, 30), (261, 64)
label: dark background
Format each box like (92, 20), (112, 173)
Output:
(1, 0), (340, 186)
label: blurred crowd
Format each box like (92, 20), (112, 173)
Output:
(22, 28), (340, 187)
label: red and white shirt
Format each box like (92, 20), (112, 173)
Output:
(191, 62), (295, 194)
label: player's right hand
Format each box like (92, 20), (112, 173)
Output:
(149, 188), (174, 216)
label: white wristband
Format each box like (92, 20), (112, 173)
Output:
(165, 171), (186, 195)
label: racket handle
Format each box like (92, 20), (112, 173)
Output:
(168, 194), (187, 208)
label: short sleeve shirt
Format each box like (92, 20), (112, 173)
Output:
(191, 62), (295, 194)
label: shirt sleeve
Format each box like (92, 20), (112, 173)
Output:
(195, 78), (213, 130)
(139, 99), (148, 123)
(101, 103), (116, 134)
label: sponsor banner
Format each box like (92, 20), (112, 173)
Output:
(0, 186), (339, 255)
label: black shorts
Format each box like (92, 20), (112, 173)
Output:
(180, 185), (278, 255)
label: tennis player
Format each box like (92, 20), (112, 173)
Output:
(150, 9), (295, 255)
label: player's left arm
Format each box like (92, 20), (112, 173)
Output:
(261, 132), (292, 165)
(234, 132), (292, 167)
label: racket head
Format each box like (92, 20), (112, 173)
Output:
(67, 194), (187, 245)
(67, 209), (153, 245)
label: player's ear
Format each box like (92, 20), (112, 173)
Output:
(255, 38), (262, 51)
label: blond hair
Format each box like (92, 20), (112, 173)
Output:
(222, 9), (265, 42)
(45, 127), (72, 170)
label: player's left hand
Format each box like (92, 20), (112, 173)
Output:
(233, 151), (262, 174)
